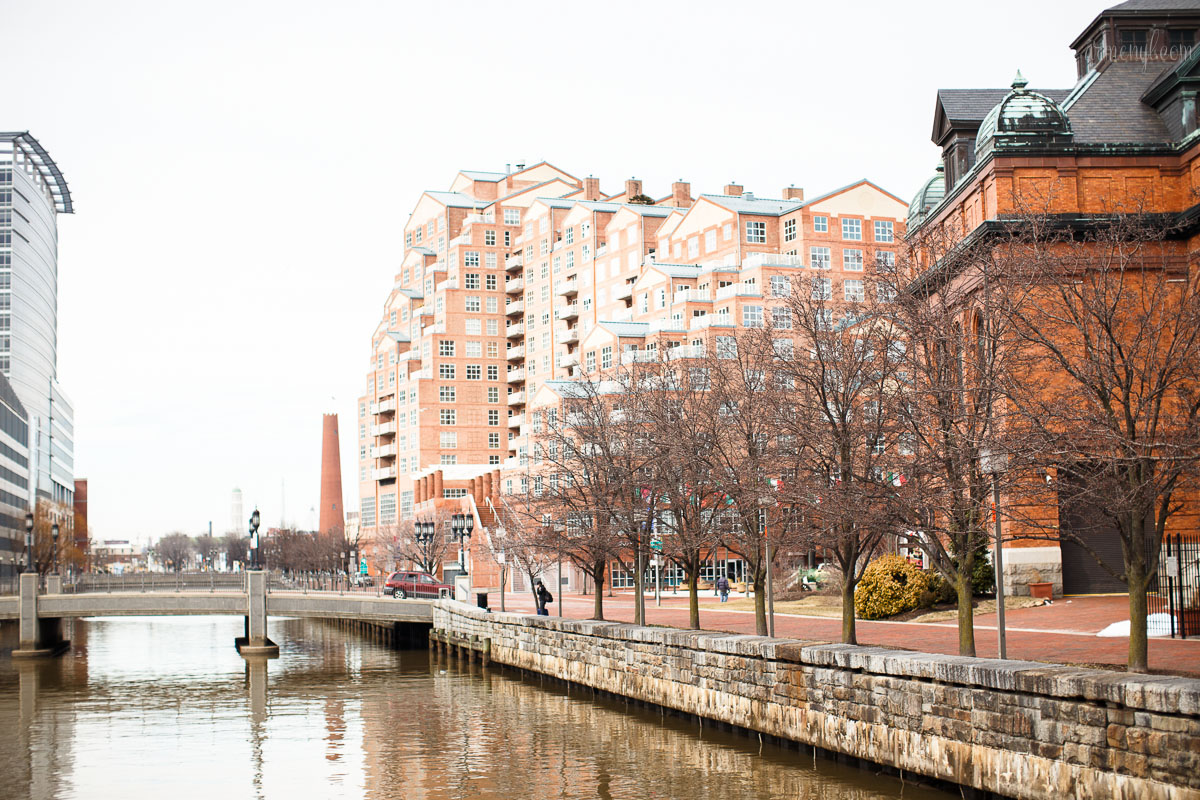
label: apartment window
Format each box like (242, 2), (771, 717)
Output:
(504, 208), (520, 226)
(487, 365), (499, 380)
(812, 277), (832, 300)
(414, 228), (423, 244)
(688, 237), (700, 258)
(601, 346), (612, 369)
(439, 385), (456, 402)
(844, 249), (864, 271)
(439, 363), (456, 379)
(539, 216), (549, 233)
(438, 340), (455, 357)
(485, 274), (497, 290)
(541, 285), (550, 302)
(586, 351), (596, 371)
(465, 296), (481, 312)
(770, 275), (791, 296)
(488, 387), (500, 402)
(841, 218), (862, 240)
(874, 220), (894, 242)
(773, 338), (794, 359)
(813, 215), (828, 233)
(565, 227), (574, 245)
(440, 409), (456, 425)
(816, 309), (833, 330)
(810, 246), (831, 269)
(484, 230), (496, 246)
(488, 409), (500, 426)
(540, 239), (549, 256)
(489, 432), (501, 449)
(877, 283), (897, 303)
(566, 251), (575, 269)
(844, 279), (865, 303)
(405, 232), (412, 248)
(783, 219), (797, 242)
(465, 319), (481, 336)
(705, 229), (717, 251)
(723, 222), (733, 240)
(464, 251), (480, 267)
(745, 221), (766, 243)
(440, 431), (457, 449)
(440, 455), (458, 465)
(876, 251), (896, 273)
(487, 319), (499, 335)
(486, 296), (498, 313)
(465, 341), (481, 357)
(486, 252), (497, 270)
(489, 455), (501, 465)
(772, 307), (792, 329)
(465, 273), (480, 289)
(487, 341), (499, 357)
(466, 364), (481, 379)
(379, 494), (396, 525)
(716, 336), (737, 359)
(743, 305), (764, 328)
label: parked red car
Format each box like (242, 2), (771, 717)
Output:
(385, 571), (452, 599)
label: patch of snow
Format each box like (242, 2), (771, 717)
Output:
(1096, 613), (1176, 638)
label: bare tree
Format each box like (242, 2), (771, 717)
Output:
(993, 210), (1200, 672)
(222, 532), (248, 570)
(765, 271), (909, 644)
(495, 492), (558, 607)
(381, 513), (450, 575)
(156, 532), (194, 572)
(195, 534), (220, 570)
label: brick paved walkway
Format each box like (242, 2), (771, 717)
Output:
(488, 589), (1200, 675)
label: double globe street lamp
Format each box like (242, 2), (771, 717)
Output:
(23, 512), (33, 573)
(450, 513), (474, 576)
(248, 509), (261, 570)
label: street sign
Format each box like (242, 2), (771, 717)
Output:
(650, 538), (662, 552)
(1167, 556), (1180, 579)
(360, 559), (368, 575)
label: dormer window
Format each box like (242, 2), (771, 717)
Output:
(1170, 29), (1196, 54)
(1120, 29), (1147, 55)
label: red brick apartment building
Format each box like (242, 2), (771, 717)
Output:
(357, 163), (906, 589)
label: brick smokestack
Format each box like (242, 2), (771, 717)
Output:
(723, 183), (744, 197)
(583, 176), (602, 201)
(625, 178), (643, 199)
(783, 185), (805, 201)
(319, 414), (344, 537)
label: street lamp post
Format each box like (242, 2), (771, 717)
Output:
(415, 520), (433, 572)
(51, 522), (60, 575)
(24, 512), (33, 573)
(980, 448), (1008, 659)
(249, 509), (261, 570)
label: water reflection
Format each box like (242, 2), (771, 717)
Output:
(0, 617), (952, 800)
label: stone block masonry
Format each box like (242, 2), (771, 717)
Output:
(432, 601), (1200, 800)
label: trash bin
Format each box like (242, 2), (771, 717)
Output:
(475, 591), (489, 610)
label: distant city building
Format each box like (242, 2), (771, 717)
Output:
(0, 132), (75, 515)
(319, 413), (344, 536)
(231, 487), (243, 534)
(73, 477), (87, 565)
(0, 371), (28, 582)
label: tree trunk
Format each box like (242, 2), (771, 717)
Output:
(687, 561), (700, 629)
(841, 577), (857, 644)
(634, 546), (645, 627)
(956, 574), (976, 656)
(754, 567), (768, 636)
(1127, 564), (1149, 673)
(592, 558), (606, 621)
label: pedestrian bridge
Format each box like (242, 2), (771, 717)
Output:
(0, 572), (433, 657)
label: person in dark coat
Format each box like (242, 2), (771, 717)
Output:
(535, 579), (553, 615)
(716, 574), (730, 602)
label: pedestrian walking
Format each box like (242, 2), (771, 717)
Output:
(716, 574), (730, 603)
(535, 579), (553, 616)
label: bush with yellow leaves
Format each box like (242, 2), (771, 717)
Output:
(853, 554), (931, 620)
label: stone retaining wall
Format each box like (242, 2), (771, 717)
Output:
(432, 601), (1200, 800)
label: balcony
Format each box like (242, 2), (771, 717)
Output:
(668, 345), (706, 361)
(506, 368), (526, 383)
(555, 278), (578, 297)
(505, 323), (525, 339)
(463, 213), (495, 226)
(505, 300), (524, 316)
(555, 303), (579, 321)
(690, 314), (735, 331)
(715, 282), (763, 301)
(559, 328), (579, 345)
(552, 239), (565, 252)
(370, 421), (397, 437)
(507, 413), (525, 428)
(560, 353), (579, 369)
(647, 317), (688, 334)
(621, 350), (659, 364)
(450, 233), (471, 248)
(370, 443), (397, 458)
(371, 398), (396, 415)
(505, 255), (523, 271)
(372, 466), (398, 481)
(742, 252), (805, 269)
(613, 283), (633, 301)
(505, 278), (524, 294)
(507, 391), (526, 406)
(505, 345), (525, 361)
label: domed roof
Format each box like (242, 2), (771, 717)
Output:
(908, 164), (945, 228)
(976, 71), (1072, 160)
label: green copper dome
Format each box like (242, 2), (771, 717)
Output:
(976, 71), (1072, 160)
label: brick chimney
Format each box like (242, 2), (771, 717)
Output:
(671, 180), (692, 207)
(783, 185), (805, 201)
(724, 183), (744, 197)
(625, 178), (643, 199)
(583, 176), (602, 201)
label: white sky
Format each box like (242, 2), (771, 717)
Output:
(1, 0), (1107, 544)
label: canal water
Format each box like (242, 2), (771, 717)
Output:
(0, 617), (954, 799)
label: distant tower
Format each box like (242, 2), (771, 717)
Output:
(319, 414), (344, 536)
(231, 488), (243, 534)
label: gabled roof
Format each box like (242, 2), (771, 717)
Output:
(385, 330), (411, 343)
(933, 88), (1070, 144)
(459, 170), (507, 182)
(799, 179), (908, 209)
(423, 190), (489, 209)
(410, 246), (436, 256)
(700, 193), (804, 216)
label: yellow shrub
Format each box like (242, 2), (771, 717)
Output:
(854, 554), (930, 620)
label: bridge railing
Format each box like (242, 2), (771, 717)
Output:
(0, 570), (398, 596)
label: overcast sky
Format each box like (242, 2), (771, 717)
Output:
(2, 0), (1107, 544)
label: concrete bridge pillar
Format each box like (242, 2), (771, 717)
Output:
(236, 570), (279, 657)
(13, 573), (69, 658)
